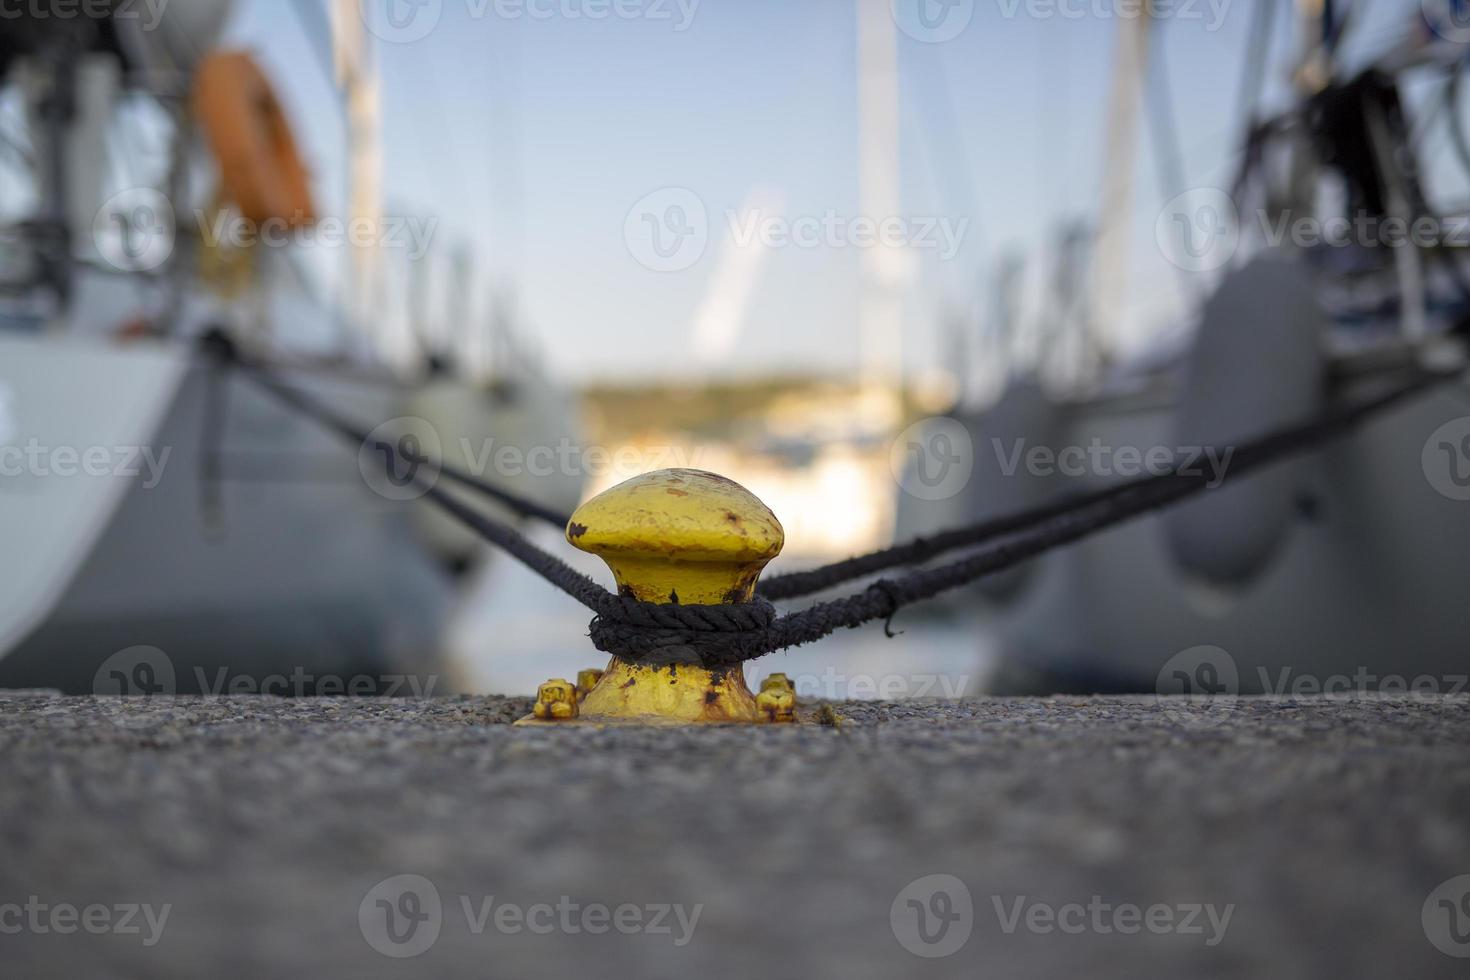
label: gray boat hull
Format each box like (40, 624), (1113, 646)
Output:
(0, 337), (454, 694)
(968, 375), (1470, 694)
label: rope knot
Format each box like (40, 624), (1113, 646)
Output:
(587, 595), (778, 669)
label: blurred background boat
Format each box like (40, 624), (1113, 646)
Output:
(0, 1), (581, 693)
(896, 1), (1470, 694)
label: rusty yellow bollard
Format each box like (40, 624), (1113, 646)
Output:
(756, 673), (796, 723)
(528, 468), (785, 724)
(575, 669), (604, 700)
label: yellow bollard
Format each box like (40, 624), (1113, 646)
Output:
(756, 673), (796, 723)
(525, 468), (785, 725)
(532, 679), (579, 720)
(574, 669), (604, 700)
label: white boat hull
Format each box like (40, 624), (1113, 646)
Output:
(0, 336), (455, 693)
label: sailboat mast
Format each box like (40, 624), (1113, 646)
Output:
(1090, 12), (1153, 363)
(856, 0), (907, 419)
(331, 0), (384, 352)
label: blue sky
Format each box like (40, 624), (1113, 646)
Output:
(224, 0), (1436, 383)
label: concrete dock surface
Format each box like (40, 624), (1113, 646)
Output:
(1, 692), (1467, 979)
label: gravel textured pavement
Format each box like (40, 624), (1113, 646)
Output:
(1, 692), (1467, 979)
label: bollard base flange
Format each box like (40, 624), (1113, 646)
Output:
(514, 660), (811, 726)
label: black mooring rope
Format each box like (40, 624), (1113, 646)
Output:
(758, 471), (1158, 600)
(218, 344), (573, 528)
(218, 332), (1453, 670)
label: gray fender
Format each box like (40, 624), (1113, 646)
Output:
(1164, 253), (1327, 585)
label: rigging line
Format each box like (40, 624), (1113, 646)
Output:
(231, 349), (575, 529)
(1143, 21), (1206, 308)
(1235, 0), (1277, 147)
(759, 466), (1169, 601)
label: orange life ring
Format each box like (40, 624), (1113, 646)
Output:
(192, 51), (316, 227)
